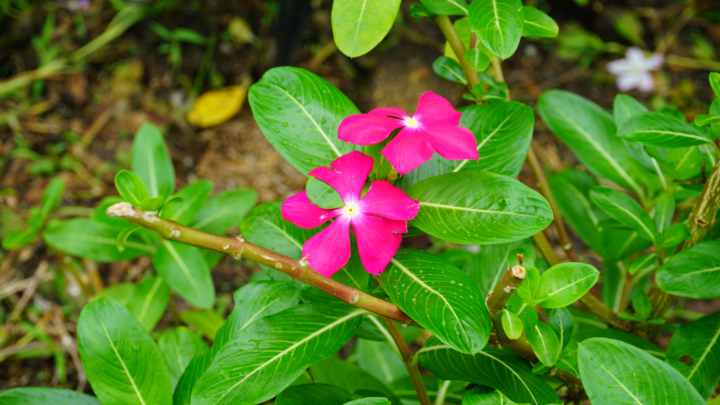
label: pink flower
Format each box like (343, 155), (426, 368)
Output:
(607, 47), (664, 92)
(338, 92), (478, 175)
(281, 152), (420, 277)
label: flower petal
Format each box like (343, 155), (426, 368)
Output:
(282, 191), (338, 229)
(303, 216), (351, 277)
(382, 129), (435, 175)
(308, 151), (374, 203)
(339, 114), (402, 145)
(607, 59), (632, 75)
(369, 107), (411, 119)
(352, 215), (405, 275)
(413, 92), (462, 126)
(358, 180), (419, 221)
(636, 73), (655, 92)
(626, 47), (646, 66)
(616, 73), (642, 92)
(419, 124), (478, 161)
(642, 54), (664, 71)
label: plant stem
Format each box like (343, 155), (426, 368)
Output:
(434, 16), (479, 89)
(486, 264), (526, 321)
(381, 317), (432, 405)
(106, 202), (413, 324)
(532, 232), (560, 266)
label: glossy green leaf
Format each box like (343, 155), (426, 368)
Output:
(40, 177), (65, 219)
(508, 294), (538, 329)
(710, 72), (720, 99)
(655, 193), (675, 233)
(590, 186), (657, 243)
(357, 338), (407, 384)
(694, 114), (720, 127)
(538, 90), (649, 197)
(309, 356), (400, 404)
(154, 241), (214, 309)
(656, 241), (720, 299)
(179, 309), (224, 341)
(527, 322), (560, 367)
(469, 0), (524, 59)
(464, 48), (490, 71)
(417, 337), (561, 405)
(126, 276), (169, 332)
(192, 303), (364, 405)
(666, 311), (720, 399)
(600, 228), (652, 262)
(570, 326), (665, 359)
(420, 0), (468, 16)
(613, 94), (648, 127)
(115, 170), (149, 206)
(618, 111), (713, 148)
(344, 399), (391, 405)
(43, 218), (154, 262)
(174, 352), (212, 405)
(0, 387), (100, 405)
(248, 67), (362, 175)
(522, 7), (558, 37)
(379, 249), (491, 354)
(192, 188), (257, 235)
(534, 262), (599, 308)
(158, 326), (208, 390)
(549, 307), (574, 350)
(131, 122), (175, 198)
(632, 293), (651, 320)
(433, 56), (467, 84)
(92, 196), (131, 229)
(139, 195), (165, 211)
(116, 225), (140, 253)
(658, 223), (691, 248)
(2, 227), (39, 250)
(97, 282), (136, 306)
(409, 4), (434, 19)
(407, 171), (552, 245)
(78, 298), (172, 405)
(331, 0), (401, 58)
(276, 383), (354, 405)
(578, 338), (704, 405)
(162, 180), (213, 226)
(629, 254), (656, 276)
(501, 309), (523, 340)
(665, 145), (715, 181)
(516, 264), (541, 304)
(462, 239), (535, 296)
(462, 386), (519, 405)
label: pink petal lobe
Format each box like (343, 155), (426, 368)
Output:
(382, 130), (435, 175)
(308, 151), (374, 203)
(352, 215), (405, 275)
(303, 216), (351, 277)
(369, 107), (410, 119)
(419, 125), (479, 160)
(358, 181), (420, 221)
(339, 114), (402, 145)
(282, 191), (338, 229)
(414, 92), (462, 126)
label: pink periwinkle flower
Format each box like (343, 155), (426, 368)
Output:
(607, 47), (664, 93)
(338, 92), (478, 175)
(281, 151), (420, 277)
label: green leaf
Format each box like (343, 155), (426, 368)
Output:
(126, 276), (169, 332)
(154, 241), (214, 309)
(162, 180), (213, 226)
(469, 0), (524, 60)
(538, 90), (649, 198)
(462, 239), (535, 295)
(656, 241), (720, 299)
(694, 114), (720, 127)
(464, 48), (491, 71)
(40, 177), (65, 219)
(534, 262), (599, 308)
(613, 94), (648, 128)
(508, 294), (538, 329)
(158, 326), (208, 390)
(618, 111), (714, 148)
(179, 309), (224, 341)
(309, 356), (401, 403)
(43, 218), (154, 262)
(115, 170), (149, 206)
(306, 176), (344, 209)
(571, 326), (665, 359)
(516, 265), (541, 304)
(78, 298), (172, 405)
(193, 188), (257, 235)
(453, 102), (533, 177)
(522, 7), (558, 37)
(344, 399), (391, 405)
(131, 122), (175, 198)
(357, 338), (407, 384)
(501, 309), (523, 340)
(666, 311), (720, 399)
(629, 253), (656, 276)
(407, 171), (552, 245)
(97, 282), (136, 306)
(248, 67), (363, 175)
(419, 0), (468, 16)
(276, 383), (354, 405)
(526, 322), (561, 367)
(379, 249), (491, 354)
(192, 303), (364, 405)
(549, 307), (574, 350)
(590, 186), (657, 243)
(409, 4), (434, 19)
(654, 193), (675, 233)
(578, 338), (704, 405)
(92, 196), (130, 229)
(331, 0), (401, 58)
(116, 225), (140, 253)
(631, 293), (651, 320)
(433, 56), (467, 84)
(658, 223), (691, 248)
(2, 227), (39, 250)
(174, 352), (212, 405)
(417, 337), (562, 405)
(709, 72), (720, 99)
(462, 386), (519, 405)
(138, 195), (165, 211)
(0, 387), (100, 405)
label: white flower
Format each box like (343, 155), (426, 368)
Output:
(607, 47), (664, 92)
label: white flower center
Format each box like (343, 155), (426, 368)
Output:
(405, 118), (420, 128)
(342, 202), (361, 218)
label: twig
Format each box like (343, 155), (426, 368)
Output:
(434, 16), (479, 89)
(9, 261), (49, 320)
(381, 317), (431, 405)
(80, 107), (114, 148)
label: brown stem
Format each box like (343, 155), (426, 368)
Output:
(434, 15), (480, 89)
(106, 202), (413, 324)
(381, 317), (431, 405)
(486, 264), (526, 320)
(532, 232), (560, 266)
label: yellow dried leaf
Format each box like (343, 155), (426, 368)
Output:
(186, 80), (250, 128)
